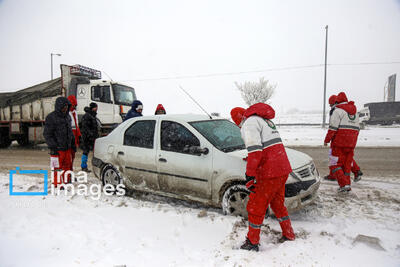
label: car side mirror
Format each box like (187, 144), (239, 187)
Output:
(189, 146), (209, 155)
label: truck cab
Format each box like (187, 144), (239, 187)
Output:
(75, 80), (136, 134)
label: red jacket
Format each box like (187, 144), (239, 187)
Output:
(324, 93), (360, 148)
(241, 103), (292, 178)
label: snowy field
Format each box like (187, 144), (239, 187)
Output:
(279, 125), (400, 147)
(1, 172), (399, 267)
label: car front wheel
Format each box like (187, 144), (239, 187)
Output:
(222, 184), (249, 218)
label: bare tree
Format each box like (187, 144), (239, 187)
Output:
(235, 77), (276, 106)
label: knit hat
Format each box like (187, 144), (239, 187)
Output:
(89, 102), (98, 110)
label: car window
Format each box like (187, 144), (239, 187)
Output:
(124, 120), (156, 148)
(91, 85), (112, 103)
(161, 121), (200, 153)
(190, 119), (245, 152)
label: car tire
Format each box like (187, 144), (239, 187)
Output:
(101, 164), (122, 194)
(222, 184), (250, 218)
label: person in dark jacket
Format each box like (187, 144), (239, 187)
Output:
(124, 100), (143, 121)
(43, 97), (75, 187)
(80, 102), (99, 172)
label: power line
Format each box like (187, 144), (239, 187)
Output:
(120, 61), (400, 82)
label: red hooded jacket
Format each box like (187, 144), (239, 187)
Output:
(155, 104), (166, 115)
(324, 92), (360, 148)
(241, 103), (292, 178)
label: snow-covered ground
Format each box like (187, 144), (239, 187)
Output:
(1, 173), (399, 267)
(279, 125), (400, 147)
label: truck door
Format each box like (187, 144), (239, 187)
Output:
(117, 119), (159, 191)
(157, 120), (213, 200)
(90, 84), (115, 124)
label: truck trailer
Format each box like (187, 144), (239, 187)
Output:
(0, 64), (136, 148)
(363, 101), (400, 125)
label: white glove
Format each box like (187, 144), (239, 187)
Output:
(50, 155), (60, 169)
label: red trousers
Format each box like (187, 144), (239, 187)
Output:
(330, 147), (354, 187)
(52, 149), (73, 187)
(247, 175), (295, 244)
(328, 148), (359, 178)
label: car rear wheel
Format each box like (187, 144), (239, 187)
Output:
(222, 184), (249, 218)
(101, 164), (122, 194)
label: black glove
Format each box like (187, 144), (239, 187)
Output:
(50, 149), (59, 156)
(245, 174), (256, 193)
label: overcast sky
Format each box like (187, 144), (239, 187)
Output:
(0, 0), (399, 117)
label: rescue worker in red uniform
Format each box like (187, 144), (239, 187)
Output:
(67, 95), (81, 170)
(231, 103), (295, 252)
(324, 92), (360, 192)
(325, 94), (362, 182)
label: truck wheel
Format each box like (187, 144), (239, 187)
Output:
(0, 129), (12, 148)
(222, 184), (249, 218)
(101, 164), (122, 194)
(17, 133), (31, 147)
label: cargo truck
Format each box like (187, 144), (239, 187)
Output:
(363, 102), (400, 125)
(0, 64), (137, 148)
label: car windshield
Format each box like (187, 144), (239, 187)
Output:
(112, 84), (137, 106)
(189, 119), (245, 152)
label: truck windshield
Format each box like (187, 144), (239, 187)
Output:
(189, 119), (245, 152)
(112, 84), (137, 106)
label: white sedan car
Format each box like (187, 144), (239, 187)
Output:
(92, 114), (320, 216)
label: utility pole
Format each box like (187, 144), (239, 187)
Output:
(322, 25), (328, 128)
(51, 53), (61, 80)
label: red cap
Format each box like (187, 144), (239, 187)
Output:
(230, 107), (246, 126)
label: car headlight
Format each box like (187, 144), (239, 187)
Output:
(310, 161), (319, 177)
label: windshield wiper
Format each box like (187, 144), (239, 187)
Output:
(222, 145), (245, 153)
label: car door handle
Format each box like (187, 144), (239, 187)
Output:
(118, 151), (124, 156)
(159, 158), (167, 163)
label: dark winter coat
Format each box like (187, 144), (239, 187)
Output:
(43, 97), (75, 154)
(81, 106), (99, 152)
(124, 100), (143, 121)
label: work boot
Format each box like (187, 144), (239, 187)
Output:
(354, 170), (363, 182)
(240, 238), (259, 252)
(338, 185), (351, 193)
(278, 235), (295, 243)
(323, 174), (336, 181)
(81, 167), (91, 173)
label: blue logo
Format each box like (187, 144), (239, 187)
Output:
(9, 167), (48, 196)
